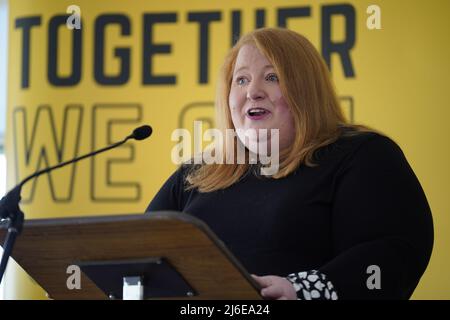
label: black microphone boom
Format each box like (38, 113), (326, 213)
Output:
(11, 125), (153, 193)
(0, 124), (152, 284)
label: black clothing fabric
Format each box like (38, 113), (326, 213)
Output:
(146, 131), (434, 299)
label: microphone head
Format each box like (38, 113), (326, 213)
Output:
(132, 125), (152, 140)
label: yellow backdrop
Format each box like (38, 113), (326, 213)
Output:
(4, 0), (449, 299)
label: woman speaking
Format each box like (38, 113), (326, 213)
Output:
(146, 28), (433, 300)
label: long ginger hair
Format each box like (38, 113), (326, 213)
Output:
(186, 28), (372, 192)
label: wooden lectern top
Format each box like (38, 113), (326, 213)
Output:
(0, 211), (262, 300)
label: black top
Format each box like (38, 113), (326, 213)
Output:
(146, 131), (434, 299)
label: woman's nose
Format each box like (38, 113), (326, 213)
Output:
(247, 81), (266, 101)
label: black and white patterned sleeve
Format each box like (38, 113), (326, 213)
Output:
(286, 270), (338, 300)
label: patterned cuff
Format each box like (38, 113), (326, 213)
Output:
(286, 270), (338, 300)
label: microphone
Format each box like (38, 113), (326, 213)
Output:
(129, 125), (152, 141)
(0, 124), (152, 283)
(2, 124), (153, 200)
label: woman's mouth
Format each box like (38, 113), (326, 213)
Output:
(246, 107), (271, 120)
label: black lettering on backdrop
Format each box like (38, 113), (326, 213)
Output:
(256, 9), (266, 29)
(231, 11), (241, 47)
(322, 4), (356, 78)
(277, 7), (311, 27)
(13, 6), (357, 87)
(12, 105), (83, 203)
(188, 11), (222, 84)
(231, 9), (267, 46)
(48, 15), (82, 86)
(142, 13), (177, 85)
(94, 14), (131, 85)
(91, 104), (142, 202)
(15, 16), (42, 89)
(11, 104), (143, 203)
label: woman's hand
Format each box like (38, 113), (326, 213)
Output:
(251, 274), (297, 300)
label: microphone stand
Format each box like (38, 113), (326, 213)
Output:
(0, 125), (152, 284)
(0, 186), (24, 286)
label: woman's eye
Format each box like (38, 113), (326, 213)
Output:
(236, 77), (248, 86)
(266, 74), (279, 82)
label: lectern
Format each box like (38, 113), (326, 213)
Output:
(0, 211), (262, 300)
